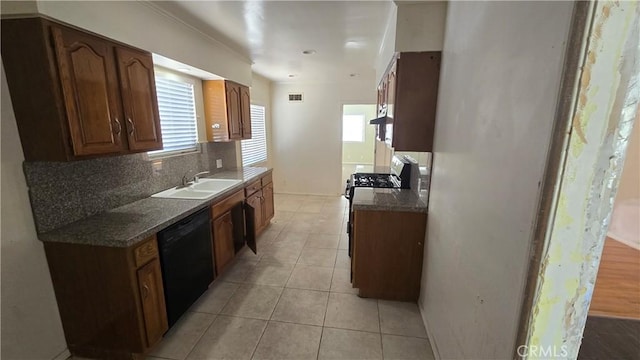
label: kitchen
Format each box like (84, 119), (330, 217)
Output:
(5, 1), (440, 356)
(2, 1), (638, 360)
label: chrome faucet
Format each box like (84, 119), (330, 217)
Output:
(194, 171), (209, 183)
(179, 170), (210, 188)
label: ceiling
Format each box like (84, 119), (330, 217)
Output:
(150, 1), (393, 83)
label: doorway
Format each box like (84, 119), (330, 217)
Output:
(577, 120), (640, 359)
(341, 104), (377, 185)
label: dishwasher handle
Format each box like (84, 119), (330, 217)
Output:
(158, 208), (210, 248)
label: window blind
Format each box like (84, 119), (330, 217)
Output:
(241, 105), (267, 166)
(150, 76), (198, 155)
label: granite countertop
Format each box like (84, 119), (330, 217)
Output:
(352, 187), (429, 213)
(38, 167), (272, 248)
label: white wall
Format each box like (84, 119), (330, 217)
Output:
(375, 1), (447, 84)
(395, 2), (447, 53)
(616, 120), (640, 203)
(420, 2), (574, 358)
(376, 3), (398, 83)
(271, 79), (376, 195)
(33, 0), (252, 85)
(1, 65), (67, 359)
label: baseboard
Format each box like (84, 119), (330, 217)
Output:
(52, 348), (71, 360)
(418, 301), (441, 360)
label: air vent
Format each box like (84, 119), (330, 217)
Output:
(288, 93), (303, 102)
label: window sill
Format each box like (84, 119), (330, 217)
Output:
(146, 145), (201, 160)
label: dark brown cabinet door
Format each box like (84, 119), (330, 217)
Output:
(263, 183), (274, 223)
(136, 258), (168, 348)
(115, 47), (162, 152)
(247, 191), (263, 246)
(239, 85), (252, 139)
(213, 212), (235, 276)
(386, 63), (397, 120)
(51, 25), (125, 156)
(225, 82), (242, 140)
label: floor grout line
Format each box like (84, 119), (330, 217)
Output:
(158, 198), (420, 360)
(176, 312), (218, 360)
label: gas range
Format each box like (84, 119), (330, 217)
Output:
(344, 156), (412, 200)
(351, 173), (398, 188)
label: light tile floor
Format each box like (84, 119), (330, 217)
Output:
(149, 194), (435, 360)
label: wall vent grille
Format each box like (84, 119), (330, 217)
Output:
(288, 93), (303, 102)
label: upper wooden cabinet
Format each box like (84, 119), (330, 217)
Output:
(1, 17), (162, 161)
(203, 80), (252, 142)
(376, 52), (441, 152)
(115, 47), (163, 152)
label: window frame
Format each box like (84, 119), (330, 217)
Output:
(342, 114), (366, 143)
(147, 67), (204, 159)
(241, 103), (268, 167)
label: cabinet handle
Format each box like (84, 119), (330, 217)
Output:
(127, 118), (135, 136)
(142, 284), (149, 299)
(113, 118), (122, 135)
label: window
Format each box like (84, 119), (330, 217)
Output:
(149, 74), (198, 156)
(241, 105), (267, 166)
(342, 114), (365, 142)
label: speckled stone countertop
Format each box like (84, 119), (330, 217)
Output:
(352, 188), (428, 213)
(38, 167), (272, 247)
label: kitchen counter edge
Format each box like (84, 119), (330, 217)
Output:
(351, 187), (428, 213)
(38, 167), (273, 248)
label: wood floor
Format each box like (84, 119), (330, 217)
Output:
(589, 237), (640, 319)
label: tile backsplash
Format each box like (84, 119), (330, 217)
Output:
(24, 142), (237, 233)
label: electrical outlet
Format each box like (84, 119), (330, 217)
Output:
(216, 159), (223, 169)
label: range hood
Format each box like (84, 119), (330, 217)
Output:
(369, 116), (388, 125)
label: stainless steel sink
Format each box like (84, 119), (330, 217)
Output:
(151, 178), (242, 200)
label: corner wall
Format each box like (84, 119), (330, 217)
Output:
(1, 64), (67, 360)
(419, 2), (574, 358)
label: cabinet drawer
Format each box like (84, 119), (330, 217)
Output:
(211, 190), (245, 219)
(245, 179), (262, 197)
(134, 236), (158, 268)
(261, 173), (273, 186)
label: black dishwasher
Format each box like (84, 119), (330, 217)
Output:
(157, 208), (214, 328)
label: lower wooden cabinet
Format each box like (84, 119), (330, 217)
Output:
(263, 182), (274, 223)
(44, 235), (168, 359)
(352, 210), (427, 301)
(137, 259), (168, 347)
(247, 190), (265, 235)
(213, 211), (236, 275)
(245, 173), (275, 238)
(210, 189), (246, 276)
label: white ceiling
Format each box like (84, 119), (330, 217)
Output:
(150, 1), (393, 83)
